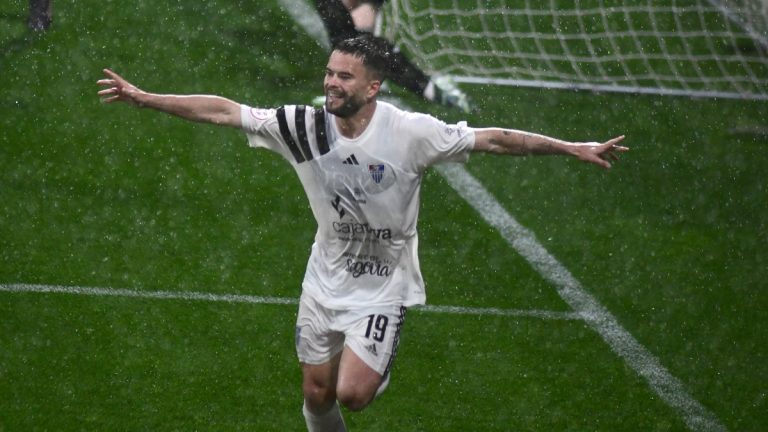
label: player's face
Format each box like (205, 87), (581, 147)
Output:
(323, 51), (379, 118)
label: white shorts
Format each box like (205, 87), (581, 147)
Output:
(295, 293), (406, 377)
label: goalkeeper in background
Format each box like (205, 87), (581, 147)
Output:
(315, 0), (474, 113)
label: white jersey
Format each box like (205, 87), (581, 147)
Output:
(240, 101), (474, 309)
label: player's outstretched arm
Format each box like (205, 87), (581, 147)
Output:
(97, 68), (242, 128)
(473, 128), (628, 169)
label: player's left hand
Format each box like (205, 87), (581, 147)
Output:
(571, 135), (629, 169)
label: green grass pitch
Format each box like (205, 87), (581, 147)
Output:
(1, 0), (767, 430)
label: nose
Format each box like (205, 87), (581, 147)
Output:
(324, 73), (338, 89)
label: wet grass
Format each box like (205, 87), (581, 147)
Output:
(1, 0), (766, 430)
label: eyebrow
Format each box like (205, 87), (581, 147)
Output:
(325, 67), (355, 78)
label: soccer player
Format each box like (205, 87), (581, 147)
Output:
(314, 0), (473, 113)
(97, 34), (627, 432)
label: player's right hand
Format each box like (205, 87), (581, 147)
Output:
(97, 69), (144, 106)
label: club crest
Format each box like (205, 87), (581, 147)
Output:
(368, 164), (385, 184)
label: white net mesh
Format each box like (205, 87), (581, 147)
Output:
(380, 0), (768, 100)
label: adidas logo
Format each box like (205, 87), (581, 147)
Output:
(342, 154), (359, 165)
(365, 343), (378, 356)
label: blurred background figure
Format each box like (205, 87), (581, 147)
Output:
(314, 0), (473, 113)
(28, 0), (52, 31)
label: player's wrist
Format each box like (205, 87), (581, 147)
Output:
(559, 141), (582, 157)
(131, 90), (152, 107)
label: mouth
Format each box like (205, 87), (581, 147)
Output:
(325, 89), (345, 104)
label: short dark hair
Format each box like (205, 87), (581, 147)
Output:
(333, 34), (391, 81)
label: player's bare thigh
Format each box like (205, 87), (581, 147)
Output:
(302, 346), (384, 413)
(335, 346), (383, 411)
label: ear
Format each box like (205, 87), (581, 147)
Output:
(367, 79), (382, 99)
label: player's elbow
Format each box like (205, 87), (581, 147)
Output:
(474, 129), (515, 155)
(203, 98), (241, 128)
(207, 109), (241, 128)
(476, 139), (516, 155)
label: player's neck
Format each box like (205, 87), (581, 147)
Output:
(335, 100), (377, 139)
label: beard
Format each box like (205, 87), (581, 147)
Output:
(324, 90), (367, 118)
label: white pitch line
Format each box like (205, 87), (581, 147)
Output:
(0, 283), (580, 320)
(418, 304), (582, 321)
(277, 0), (331, 50)
(436, 163), (726, 432)
(0, 283), (298, 305)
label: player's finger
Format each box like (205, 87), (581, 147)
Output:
(96, 79), (115, 86)
(100, 95), (120, 103)
(611, 144), (630, 152)
(598, 151), (616, 163)
(102, 68), (124, 83)
(97, 88), (116, 96)
(607, 136), (629, 152)
(588, 152), (611, 169)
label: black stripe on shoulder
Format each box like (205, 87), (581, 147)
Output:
(294, 105), (313, 162)
(314, 107), (330, 156)
(276, 106), (305, 163)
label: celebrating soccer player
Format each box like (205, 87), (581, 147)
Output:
(98, 34), (627, 432)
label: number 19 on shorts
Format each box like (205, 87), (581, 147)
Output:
(365, 314), (389, 343)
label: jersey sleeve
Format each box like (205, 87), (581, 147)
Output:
(405, 112), (475, 172)
(239, 104), (295, 162)
(241, 104), (333, 165)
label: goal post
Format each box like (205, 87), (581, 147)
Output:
(378, 0), (768, 100)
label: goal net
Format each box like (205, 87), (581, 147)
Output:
(378, 0), (768, 100)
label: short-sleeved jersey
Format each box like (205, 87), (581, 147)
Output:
(241, 101), (474, 310)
